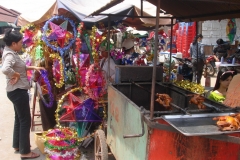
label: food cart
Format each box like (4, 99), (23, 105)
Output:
(94, 65), (240, 160)
(91, 0), (240, 159)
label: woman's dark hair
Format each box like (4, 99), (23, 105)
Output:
(213, 67), (237, 91)
(3, 28), (23, 46)
(216, 38), (224, 45)
(192, 34), (203, 45)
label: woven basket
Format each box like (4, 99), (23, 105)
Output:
(34, 132), (45, 154)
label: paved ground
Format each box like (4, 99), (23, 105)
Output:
(0, 69), (116, 160)
(0, 67), (216, 160)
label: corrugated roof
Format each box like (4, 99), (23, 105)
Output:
(0, 5), (20, 23)
(147, 0), (240, 21)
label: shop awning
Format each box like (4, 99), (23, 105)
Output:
(0, 21), (17, 27)
(147, 0), (240, 21)
(17, 0), (58, 26)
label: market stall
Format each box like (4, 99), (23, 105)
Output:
(19, 0), (240, 159)
(86, 0), (240, 160)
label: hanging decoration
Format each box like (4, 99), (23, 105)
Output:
(60, 97), (102, 122)
(50, 53), (65, 88)
(73, 54), (90, 86)
(35, 45), (43, 60)
(37, 70), (54, 108)
(75, 22), (84, 54)
(226, 18), (237, 44)
(135, 54), (146, 66)
(20, 24), (43, 60)
(110, 49), (124, 60)
(55, 87), (82, 127)
(75, 22), (84, 85)
(20, 24), (35, 47)
(89, 26), (106, 62)
(42, 15), (77, 57)
(25, 57), (33, 81)
(84, 63), (106, 102)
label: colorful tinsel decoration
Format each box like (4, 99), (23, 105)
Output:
(50, 53), (65, 88)
(55, 87), (82, 127)
(89, 26), (106, 62)
(84, 63), (106, 103)
(38, 70), (54, 108)
(43, 127), (80, 160)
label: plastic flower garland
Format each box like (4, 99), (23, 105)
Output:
(50, 53), (64, 88)
(42, 15), (77, 57)
(84, 63), (106, 102)
(38, 70), (54, 108)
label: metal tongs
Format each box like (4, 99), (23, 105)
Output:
(170, 103), (192, 116)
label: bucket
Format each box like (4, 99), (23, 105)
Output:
(176, 52), (182, 59)
(34, 132), (45, 154)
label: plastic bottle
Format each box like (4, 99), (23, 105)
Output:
(232, 57), (236, 64)
(221, 56), (224, 64)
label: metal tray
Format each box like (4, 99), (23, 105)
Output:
(162, 113), (240, 136)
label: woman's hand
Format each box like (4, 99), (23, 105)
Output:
(9, 72), (20, 85)
(34, 66), (46, 73)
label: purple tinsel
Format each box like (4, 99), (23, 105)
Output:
(38, 70), (54, 108)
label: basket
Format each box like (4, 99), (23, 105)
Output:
(34, 132), (45, 154)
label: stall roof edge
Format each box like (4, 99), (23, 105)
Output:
(148, 0), (240, 21)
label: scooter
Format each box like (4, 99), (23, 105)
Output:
(172, 56), (193, 81)
(205, 55), (216, 76)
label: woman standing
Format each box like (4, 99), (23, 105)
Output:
(208, 68), (236, 103)
(1, 29), (44, 159)
(190, 34), (206, 84)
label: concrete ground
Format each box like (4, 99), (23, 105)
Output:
(0, 67), (216, 160)
(0, 68), (116, 160)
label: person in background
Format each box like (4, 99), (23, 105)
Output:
(190, 34), (206, 84)
(100, 50), (116, 83)
(1, 28), (45, 159)
(213, 38), (231, 61)
(0, 45), (4, 56)
(208, 67), (237, 103)
(122, 38), (139, 65)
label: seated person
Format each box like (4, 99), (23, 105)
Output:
(213, 38), (230, 61)
(100, 50), (116, 83)
(122, 38), (139, 65)
(208, 67), (237, 103)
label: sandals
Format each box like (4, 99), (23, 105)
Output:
(14, 148), (19, 152)
(14, 145), (31, 153)
(21, 152), (40, 160)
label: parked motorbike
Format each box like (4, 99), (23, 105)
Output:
(204, 55), (216, 76)
(172, 56), (193, 81)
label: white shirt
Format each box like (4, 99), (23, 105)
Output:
(101, 57), (116, 82)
